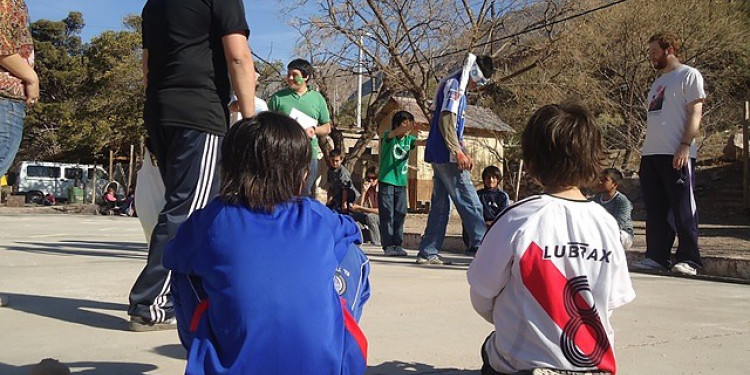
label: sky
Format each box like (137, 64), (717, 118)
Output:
(26, 0), (298, 62)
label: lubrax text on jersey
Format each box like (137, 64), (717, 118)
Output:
(543, 242), (612, 263)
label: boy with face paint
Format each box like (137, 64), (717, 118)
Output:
(268, 59), (332, 198)
(418, 54), (494, 264)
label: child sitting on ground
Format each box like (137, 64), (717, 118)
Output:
(164, 112), (369, 375)
(594, 168), (634, 249)
(326, 149), (359, 214)
(349, 166), (381, 246)
(462, 165), (510, 255)
(468, 103), (635, 375)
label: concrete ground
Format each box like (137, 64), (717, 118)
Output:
(1, 215), (749, 374)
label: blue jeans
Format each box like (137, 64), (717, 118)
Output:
(378, 183), (407, 250)
(305, 157), (319, 198)
(419, 163), (486, 257)
(0, 98), (25, 176)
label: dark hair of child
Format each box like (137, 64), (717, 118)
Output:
(329, 149), (343, 159)
(219, 112), (312, 212)
(391, 110), (415, 130)
(602, 167), (624, 185)
(481, 165), (502, 181)
(521, 102), (604, 188)
(287, 58), (313, 78)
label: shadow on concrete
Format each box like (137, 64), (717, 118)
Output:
(0, 361), (158, 375)
(152, 344), (186, 360)
(5, 240), (147, 260)
(1, 292), (129, 331)
(367, 361), (478, 374)
(367, 256), (471, 270)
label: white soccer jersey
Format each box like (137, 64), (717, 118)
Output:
(468, 194), (635, 374)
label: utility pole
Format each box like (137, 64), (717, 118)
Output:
(743, 101), (749, 212)
(356, 33), (364, 128)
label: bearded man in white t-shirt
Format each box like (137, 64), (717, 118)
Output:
(631, 33), (706, 277)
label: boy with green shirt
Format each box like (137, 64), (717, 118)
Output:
(378, 111), (423, 256)
(268, 59), (331, 198)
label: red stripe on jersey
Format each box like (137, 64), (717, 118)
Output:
(340, 297), (368, 362)
(520, 242), (616, 374)
(190, 299), (210, 332)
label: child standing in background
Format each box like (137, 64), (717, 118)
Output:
(378, 111), (422, 257)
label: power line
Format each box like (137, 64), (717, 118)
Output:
(432, 0), (632, 61)
(321, 0), (631, 80)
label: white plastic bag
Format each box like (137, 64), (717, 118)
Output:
(135, 149), (166, 244)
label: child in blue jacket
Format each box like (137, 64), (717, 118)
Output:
(164, 112), (370, 375)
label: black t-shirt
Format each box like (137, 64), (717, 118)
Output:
(142, 0), (249, 135)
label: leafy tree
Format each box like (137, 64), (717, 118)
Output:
(20, 13), (145, 163)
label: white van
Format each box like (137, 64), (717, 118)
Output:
(14, 161), (110, 204)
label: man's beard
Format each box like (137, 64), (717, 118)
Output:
(652, 56), (668, 70)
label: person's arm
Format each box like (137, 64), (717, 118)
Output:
(141, 48), (148, 89)
(314, 123), (331, 137)
(352, 188), (378, 214)
(388, 125), (412, 139)
(470, 289), (494, 323)
(341, 189), (348, 212)
(467, 223), (516, 324)
(614, 194), (634, 234)
(439, 111), (472, 170)
(222, 33), (255, 119)
(0, 54), (38, 106)
(673, 99), (703, 169)
(357, 183), (370, 206)
(410, 122), (427, 146)
(439, 111), (462, 154)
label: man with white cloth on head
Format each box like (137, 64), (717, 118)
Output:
(417, 53), (495, 265)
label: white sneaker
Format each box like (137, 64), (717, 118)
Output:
(671, 262), (697, 276)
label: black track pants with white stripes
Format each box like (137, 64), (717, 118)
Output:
(639, 155), (702, 269)
(128, 127), (221, 323)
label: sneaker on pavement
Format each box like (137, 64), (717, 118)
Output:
(671, 261), (697, 276)
(630, 258), (667, 272)
(384, 246), (408, 257)
(128, 316), (177, 332)
(415, 255), (451, 265)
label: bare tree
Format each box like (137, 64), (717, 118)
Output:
(285, 0), (571, 168)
